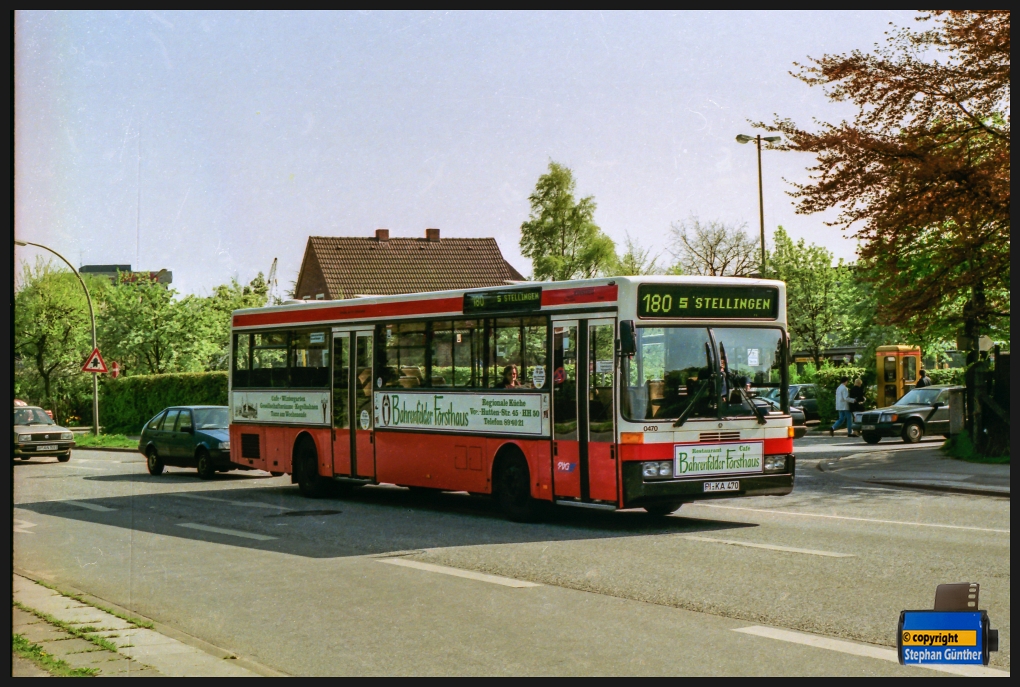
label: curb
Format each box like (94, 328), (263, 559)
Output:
(864, 480), (1010, 499)
(72, 446), (141, 454)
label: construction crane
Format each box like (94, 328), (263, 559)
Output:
(266, 257), (278, 304)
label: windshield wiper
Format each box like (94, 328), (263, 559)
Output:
(733, 379), (767, 425)
(673, 379), (712, 428)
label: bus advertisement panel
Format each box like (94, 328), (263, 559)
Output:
(228, 276), (794, 520)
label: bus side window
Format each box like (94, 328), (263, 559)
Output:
(233, 333), (251, 388)
(252, 332), (289, 387)
(553, 325), (578, 440)
(380, 323), (426, 388)
(291, 330), (330, 388)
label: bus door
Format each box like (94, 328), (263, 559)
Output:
(352, 330), (376, 479)
(551, 317), (618, 503)
(586, 319), (618, 502)
(331, 332), (353, 476)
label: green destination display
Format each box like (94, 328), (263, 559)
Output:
(463, 287), (542, 314)
(637, 284), (779, 319)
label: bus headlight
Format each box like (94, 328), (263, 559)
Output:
(764, 456), (787, 473)
(642, 461), (673, 479)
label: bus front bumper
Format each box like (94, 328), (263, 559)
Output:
(621, 458), (795, 508)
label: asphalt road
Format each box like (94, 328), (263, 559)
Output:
(12, 436), (1010, 675)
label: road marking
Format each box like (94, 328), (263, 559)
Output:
(170, 493), (290, 510)
(62, 500), (116, 512)
(690, 503), (1009, 534)
(14, 519), (37, 534)
(378, 558), (541, 588)
(177, 523), (276, 541)
(734, 626), (1009, 677)
(681, 535), (854, 558)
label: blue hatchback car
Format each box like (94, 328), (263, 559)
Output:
(139, 406), (234, 479)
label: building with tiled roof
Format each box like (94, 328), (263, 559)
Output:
(293, 228), (527, 300)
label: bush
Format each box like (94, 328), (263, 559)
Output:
(927, 368), (965, 386)
(814, 365), (868, 425)
(100, 372), (228, 434)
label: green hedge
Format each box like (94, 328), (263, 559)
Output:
(100, 372), (228, 434)
(927, 368), (965, 386)
(814, 365), (868, 425)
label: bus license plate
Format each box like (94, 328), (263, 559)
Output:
(704, 481), (739, 492)
(37, 444), (57, 451)
(862, 425), (876, 430)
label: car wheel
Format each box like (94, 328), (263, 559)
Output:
(861, 432), (882, 445)
(196, 449), (216, 480)
(494, 452), (541, 522)
(147, 448), (165, 476)
(57, 453), (71, 463)
(19, 456), (31, 461)
(644, 502), (682, 516)
(902, 422), (923, 444)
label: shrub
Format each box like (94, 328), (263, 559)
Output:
(100, 372), (228, 434)
(927, 368), (965, 386)
(814, 365), (868, 425)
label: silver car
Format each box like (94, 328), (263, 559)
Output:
(13, 406), (75, 462)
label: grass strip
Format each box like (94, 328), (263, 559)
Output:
(72, 433), (139, 449)
(13, 633), (98, 677)
(34, 580), (155, 628)
(14, 601), (120, 653)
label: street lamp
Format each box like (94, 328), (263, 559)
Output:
(736, 133), (781, 275)
(15, 240), (101, 436)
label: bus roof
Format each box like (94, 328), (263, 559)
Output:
(231, 275), (785, 329)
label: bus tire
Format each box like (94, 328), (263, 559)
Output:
(295, 436), (328, 498)
(901, 421), (923, 444)
(493, 449), (541, 522)
(644, 502), (682, 516)
(196, 449), (216, 480)
(146, 448), (165, 476)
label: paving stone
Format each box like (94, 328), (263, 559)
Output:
(12, 651), (52, 677)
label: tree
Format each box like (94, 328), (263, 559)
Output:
(767, 227), (843, 368)
(612, 234), (663, 276)
(520, 162), (617, 280)
(198, 274), (270, 370)
(667, 217), (758, 276)
(14, 259), (107, 423)
(762, 10), (1009, 452)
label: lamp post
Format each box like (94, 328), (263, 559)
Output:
(736, 133), (781, 275)
(15, 240), (101, 436)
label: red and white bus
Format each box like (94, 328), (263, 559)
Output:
(228, 276), (795, 519)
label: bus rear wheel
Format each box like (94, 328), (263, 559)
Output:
(644, 502), (682, 516)
(295, 437), (328, 498)
(494, 452), (541, 522)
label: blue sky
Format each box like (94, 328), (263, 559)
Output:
(15, 10), (916, 295)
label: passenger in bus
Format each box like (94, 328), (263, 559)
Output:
(495, 364), (521, 389)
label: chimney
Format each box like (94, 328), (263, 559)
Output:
(375, 228), (390, 242)
(425, 227), (441, 242)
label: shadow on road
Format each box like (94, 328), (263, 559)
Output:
(17, 481), (755, 559)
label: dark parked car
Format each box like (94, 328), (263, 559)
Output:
(763, 384), (819, 423)
(13, 405), (75, 462)
(139, 406), (234, 479)
(852, 385), (958, 444)
(753, 390), (807, 438)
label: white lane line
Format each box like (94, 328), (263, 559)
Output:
(378, 558), (541, 588)
(170, 493), (290, 510)
(734, 626), (1009, 677)
(62, 500), (116, 512)
(177, 523), (276, 541)
(682, 535), (854, 558)
(690, 503), (1010, 534)
(14, 519), (37, 534)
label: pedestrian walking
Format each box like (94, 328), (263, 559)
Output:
(830, 376), (853, 437)
(847, 378), (866, 437)
(915, 369), (932, 388)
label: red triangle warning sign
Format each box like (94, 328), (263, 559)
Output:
(82, 348), (109, 374)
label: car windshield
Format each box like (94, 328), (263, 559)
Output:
(193, 408), (229, 430)
(14, 408), (55, 425)
(622, 326), (785, 421)
(896, 389), (942, 406)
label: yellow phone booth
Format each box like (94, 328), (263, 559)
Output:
(876, 345), (922, 407)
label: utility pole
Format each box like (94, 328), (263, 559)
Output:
(736, 133), (781, 276)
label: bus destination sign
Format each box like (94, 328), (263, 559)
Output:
(637, 284), (779, 320)
(463, 287), (542, 315)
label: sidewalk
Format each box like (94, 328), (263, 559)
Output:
(817, 446), (1010, 497)
(13, 574), (267, 677)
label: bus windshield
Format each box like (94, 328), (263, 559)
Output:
(622, 326), (785, 421)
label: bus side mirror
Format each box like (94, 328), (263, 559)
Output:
(619, 320), (636, 357)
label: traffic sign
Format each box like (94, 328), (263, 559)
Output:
(82, 348), (108, 374)
(111, 361), (120, 379)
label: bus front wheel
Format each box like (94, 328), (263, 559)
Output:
(494, 452), (541, 522)
(644, 502), (682, 516)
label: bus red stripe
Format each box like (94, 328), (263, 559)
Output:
(232, 296), (463, 328)
(541, 285), (618, 307)
(620, 437), (793, 462)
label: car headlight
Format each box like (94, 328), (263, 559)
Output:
(218, 441), (230, 450)
(880, 413), (899, 423)
(642, 461), (673, 479)
(18, 434), (31, 443)
(61, 432), (74, 441)
(852, 413), (862, 423)
(764, 456), (787, 472)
